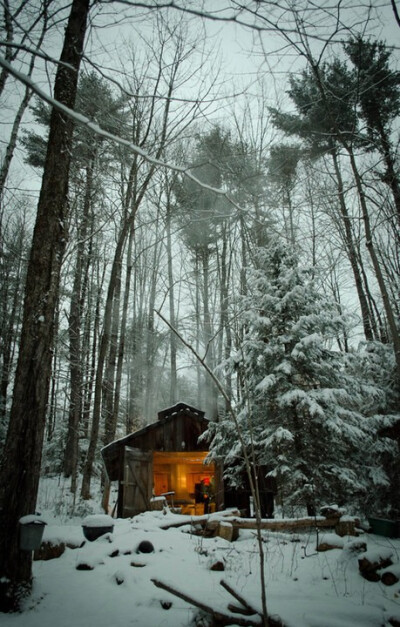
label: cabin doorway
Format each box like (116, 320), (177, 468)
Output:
(153, 451), (216, 515)
(122, 447), (153, 517)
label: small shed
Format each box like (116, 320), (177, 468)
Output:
(101, 402), (223, 518)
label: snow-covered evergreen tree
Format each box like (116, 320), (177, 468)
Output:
(348, 341), (400, 517)
(208, 243), (393, 514)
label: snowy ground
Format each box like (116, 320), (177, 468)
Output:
(1, 477), (400, 627)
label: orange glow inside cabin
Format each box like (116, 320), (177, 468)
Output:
(153, 451), (215, 514)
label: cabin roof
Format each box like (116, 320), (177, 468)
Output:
(157, 401), (205, 421)
(101, 402), (208, 481)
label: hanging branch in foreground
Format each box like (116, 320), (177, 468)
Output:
(152, 578), (284, 626)
(155, 309), (270, 627)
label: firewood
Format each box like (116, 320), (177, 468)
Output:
(317, 533), (344, 552)
(34, 541), (65, 561)
(320, 506), (342, 519)
(204, 520), (219, 537)
(358, 549), (393, 581)
(381, 571), (400, 586)
(343, 539), (367, 555)
(380, 565), (400, 586)
(218, 521), (235, 542)
(335, 520), (356, 537)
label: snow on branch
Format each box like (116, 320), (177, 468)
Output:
(0, 54), (242, 212)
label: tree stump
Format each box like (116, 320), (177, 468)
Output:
(204, 520), (219, 538)
(320, 506), (342, 519)
(335, 519), (356, 537)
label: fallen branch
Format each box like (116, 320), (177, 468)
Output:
(221, 579), (260, 617)
(151, 578), (262, 626)
(228, 603), (257, 616)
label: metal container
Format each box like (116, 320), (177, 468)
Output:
(368, 517), (399, 538)
(19, 517), (47, 551)
(82, 524), (114, 541)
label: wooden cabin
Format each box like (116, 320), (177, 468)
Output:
(101, 402), (223, 518)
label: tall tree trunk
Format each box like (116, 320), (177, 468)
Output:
(0, 0), (89, 611)
(81, 104), (171, 495)
(201, 247), (218, 419)
(165, 198), (177, 405)
(347, 147), (400, 385)
(110, 223), (135, 441)
(219, 223), (232, 411)
(81, 241), (104, 439)
(100, 256), (122, 515)
(63, 159), (94, 490)
(329, 147), (377, 341)
(144, 210), (162, 422)
(47, 302), (61, 443)
(81, 227), (128, 500)
(102, 258), (122, 443)
(194, 253), (202, 409)
(239, 214), (248, 297)
(375, 116), (400, 229)
(0, 231), (24, 427)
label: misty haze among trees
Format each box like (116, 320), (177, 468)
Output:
(0, 0), (399, 612)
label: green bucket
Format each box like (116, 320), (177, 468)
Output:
(368, 517), (399, 538)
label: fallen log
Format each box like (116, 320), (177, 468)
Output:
(169, 515), (341, 532)
(160, 509), (241, 530)
(228, 516), (341, 532)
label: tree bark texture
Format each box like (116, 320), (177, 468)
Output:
(0, 0), (90, 611)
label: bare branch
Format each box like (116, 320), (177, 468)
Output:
(0, 53), (245, 212)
